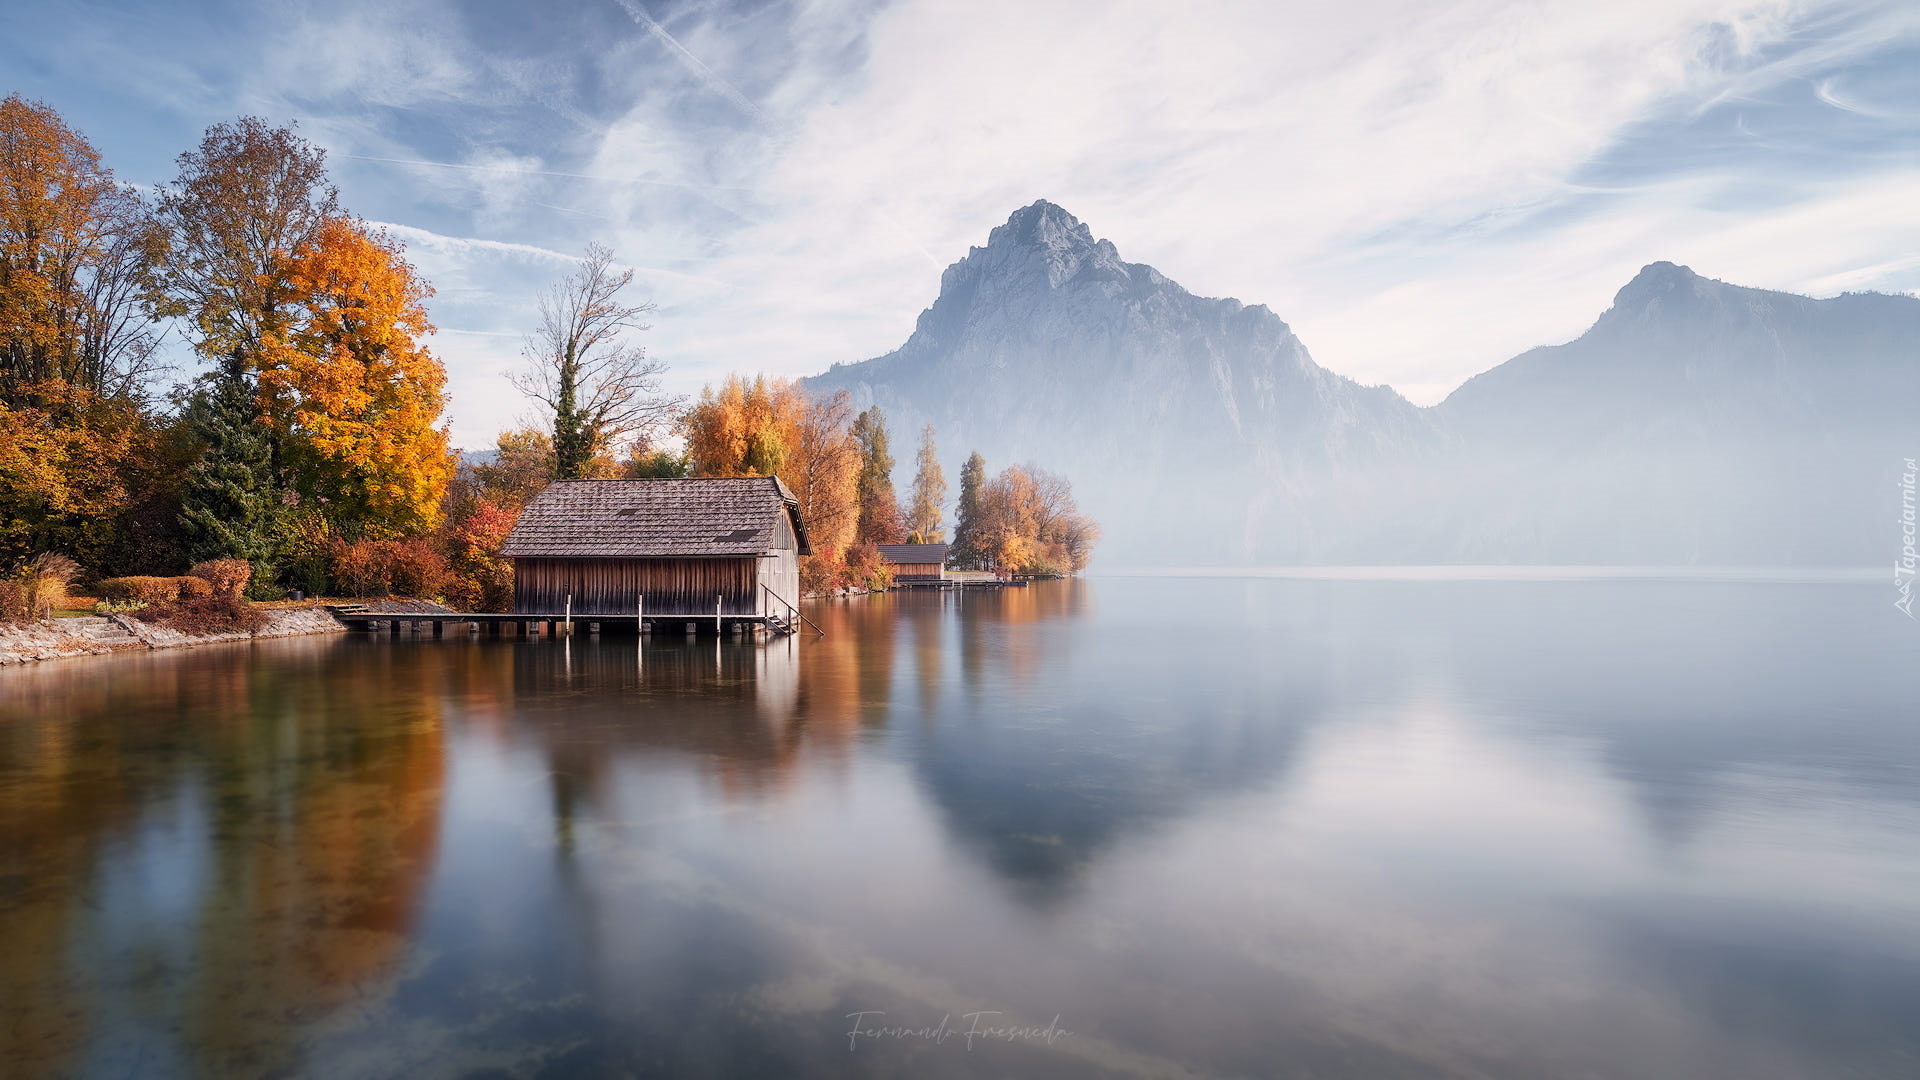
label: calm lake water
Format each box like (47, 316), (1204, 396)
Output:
(3, 577), (1918, 1079)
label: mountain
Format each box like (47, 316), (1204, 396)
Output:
(1424, 263), (1920, 563)
(806, 202), (1920, 565)
(804, 200), (1435, 562)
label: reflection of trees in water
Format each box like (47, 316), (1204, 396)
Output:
(0, 637), (447, 1078)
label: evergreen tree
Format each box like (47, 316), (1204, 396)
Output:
(179, 368), (285, 565)
(552, 357), (591, 479)
(908, 423), (948, 542)
(949, 451), (987, 569)
(851, 406), (904, 544)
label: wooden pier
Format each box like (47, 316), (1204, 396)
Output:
(325, 606), (794, 639)
(891, 577), (1025, 590)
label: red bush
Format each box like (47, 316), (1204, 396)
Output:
(131, 594), (266, 635)
(188, 559), (252, 598)
(327, 537), (450, 599)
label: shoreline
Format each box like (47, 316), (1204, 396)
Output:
(0, 608), (346, 667)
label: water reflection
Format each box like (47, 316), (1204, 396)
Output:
(0, 639), (446, 1078)
(1, 579), (1917, 1078)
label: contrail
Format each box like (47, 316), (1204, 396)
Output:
(372, 222), (733, 288)
(338, 153), (748, 191)
(613, 0), (770, 125)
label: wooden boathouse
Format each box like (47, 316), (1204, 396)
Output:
(876, 542), (949, 584)
(499, 477), (811, 633)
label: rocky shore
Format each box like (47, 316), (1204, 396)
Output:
(0, 608), (345, 666)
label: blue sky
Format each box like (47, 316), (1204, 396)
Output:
(3, 0), (1915, 447)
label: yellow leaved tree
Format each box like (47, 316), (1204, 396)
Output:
(259, 216), (454, 536)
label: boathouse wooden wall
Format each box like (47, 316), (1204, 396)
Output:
(514, 557), (762, 616)
(754, 513), (801, 616)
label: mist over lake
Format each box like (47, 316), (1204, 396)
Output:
(5, 577), (1916, 1079)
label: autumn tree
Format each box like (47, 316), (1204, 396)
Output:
(0, 97), (175, 575)
(975, 464), (1100, 575)
(851, 406), (903, 544)
(469, 428), (558, 511)
(0, 390), (162, 569)
(512, 244), (680, 479)
(791, 390), (861, 554)
(625, 445), (690, 478)
(151, 117), (337, 383)
(949, 451), (987, 569)
(261, 216), (453, 536)
(907, 423), (947, 543)
(153, 118), (337, 563)
(683, 374), (804, 479)
(682, 375), (864, 591)
(0, 94), (160, 404)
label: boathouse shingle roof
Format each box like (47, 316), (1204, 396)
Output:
(876, 543), (950, 565)
(501, 477), (812, 558)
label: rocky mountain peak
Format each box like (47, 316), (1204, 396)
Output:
(956, 199), (1129, 291)
(1605, 261), (1710, 320)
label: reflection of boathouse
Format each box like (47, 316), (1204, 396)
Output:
(502, 478), (811, 628)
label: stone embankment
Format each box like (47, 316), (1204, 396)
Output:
(0, 608), (345, 666)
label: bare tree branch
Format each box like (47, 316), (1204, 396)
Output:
(510, 243), (684, 477)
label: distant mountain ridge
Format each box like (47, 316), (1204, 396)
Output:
(805, 201), (1919, 565)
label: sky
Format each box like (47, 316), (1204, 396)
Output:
(3, 0), (1915, 448)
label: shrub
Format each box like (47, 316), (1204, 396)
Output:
(93, 599), (148, 614)
(131, 594), (266, 635)
(98, 576), (171, 602)
(327, 536), (449, 599)
(189, 559), (253, 598)
(329, 539), (388, 598)
(842, 543), (895, 592)
(440, 499), (516, 612)
(0, 580), (25, 622)
(98, 575), (213, 602)
(386, 538), (449, 598)
(15, 553), (80, 618)
(800, 547), (841, 596)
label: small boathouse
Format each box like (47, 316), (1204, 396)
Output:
(876, 542), (950, 584)
(500, 477), (811, 631)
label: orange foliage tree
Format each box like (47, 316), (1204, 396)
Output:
(683, 375), (866, 591)
(440, 499), (516, 611)
(0, 384), (167, 568)
(0, 94), (159, 404)
(260, 216), (454, 536)
(977, 465), (1101, 575)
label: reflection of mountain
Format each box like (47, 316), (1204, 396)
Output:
(1394, 579), (1920, 851)
(807, 201), (1920, 565)
(871, 585), (1321, 901)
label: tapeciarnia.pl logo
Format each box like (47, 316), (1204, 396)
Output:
(1898, 457), (1916, 618)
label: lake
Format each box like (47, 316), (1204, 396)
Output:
(3, 576), (1918, 1079)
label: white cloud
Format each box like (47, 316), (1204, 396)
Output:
(28, 0), (1907, 430)
(576, 0), (1917, 407)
